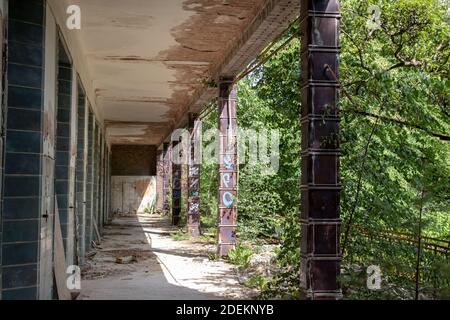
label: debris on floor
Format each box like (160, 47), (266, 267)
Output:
(79, 214), (256, 300)
(115, 255), (138, 264)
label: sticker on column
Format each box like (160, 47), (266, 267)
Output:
(222, 191), (235, 207)
(189, 202), (199, 214)
(224, 154), (234, 170)
(222, 172), (236, 189)
(189, 177), (199, 190)
(189, 190), (199, 198)
(222, 173), (231, 188)
(189, 166), (199, 177)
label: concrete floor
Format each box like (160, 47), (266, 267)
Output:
(78, 214), (255, 300)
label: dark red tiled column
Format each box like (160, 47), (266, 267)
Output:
(156, 147), (164, 212)
(162, 142), (171, 215)
(300, 0), (342, 300)
(187, 113), (201, 237)
(172, 140), (182, 225)
(217, 78), (238, 257)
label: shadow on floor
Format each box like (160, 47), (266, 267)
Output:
(78, 213), (251, 300)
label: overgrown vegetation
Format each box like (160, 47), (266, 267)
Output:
(171, 229), (190, 241)
(197, 0), (449, 300)
(228, 245), (254, 269)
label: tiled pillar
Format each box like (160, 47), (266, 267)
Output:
(102, 143), (108, 225)
(40, 4), (57, 299)
(162, 142), (171, 215)
(67, 67), (78, 266)
(171, 139), (182, 225)
(187, 113), (201, 237)
(55, 39), (74, 261)
(85, 110), (94, 250)
(106, 148), (111, 222)
(92, 122), (99, 240)
(100, 138), (106, 228)
(95, 126), (101, 231)
(0, 0), (6, 299)
(98, 133), (104, 234)
(299, 0), (342, 299)
(1, 0), (54, 299)
(181, 154), (188, 221)
(75, 84), (87, 264)
(103, 147), (110, 223)
(156, 147), (164, 212)
(217, 78), (238, 257)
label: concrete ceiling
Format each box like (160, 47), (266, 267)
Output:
(48, 0), (298, 146)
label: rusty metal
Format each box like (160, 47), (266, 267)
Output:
(299, 0), (342, 300)
(187, 113), (201, 237)
(172, 139), (182, 225)
(217, 78), (238, 257)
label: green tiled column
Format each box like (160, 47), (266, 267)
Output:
(92, 122), (99, 239)
(0, 0), (6, 299)
(55, 39), (73, 258)
(85, 110), (94, 250)
(75, 84), (87, 264)
(1, 0), (53, 300)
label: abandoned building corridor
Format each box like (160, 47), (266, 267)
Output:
(0, 0), (345, 300)
(79, 214), (253, 300)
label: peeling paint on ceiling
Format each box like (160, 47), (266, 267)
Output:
(49, 0), (297, 146)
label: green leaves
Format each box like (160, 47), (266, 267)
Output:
(198, 0), (449, 299)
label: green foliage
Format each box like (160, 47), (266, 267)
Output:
(171, 229), (189, 241)
(208, 252), (219, 261)
(198, 0), (449, 299)
(143, 195), (157, 214)
(228, 245), (254, 269)
(196, 234), (216, 245)
(338, 0), (450, 299)
(246, 274), (270, 292)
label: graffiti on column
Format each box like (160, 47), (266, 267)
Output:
(172, 141), (182, 225)
(218, 79), (238, 257)
(156, 149), (164, 212)
(162, 143), (171, 214)
(187, 114), (201, 237)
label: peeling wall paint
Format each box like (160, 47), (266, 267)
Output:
(47, 0), (297, 146)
